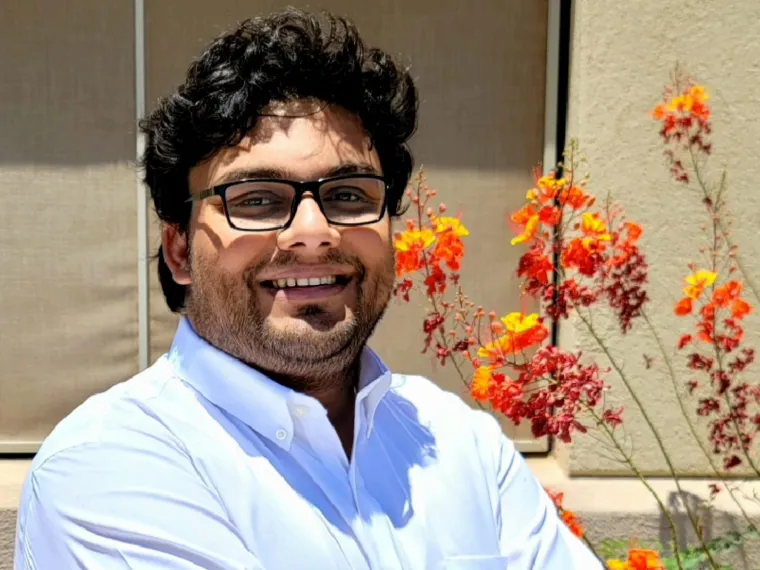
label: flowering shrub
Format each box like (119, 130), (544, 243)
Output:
(393, 69), (759, 569)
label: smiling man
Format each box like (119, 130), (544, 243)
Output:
(14, 9), (602, 570)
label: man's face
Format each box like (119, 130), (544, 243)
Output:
(166, 102), (395, 387)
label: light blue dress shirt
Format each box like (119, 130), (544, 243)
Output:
(15, 318), (602, 569)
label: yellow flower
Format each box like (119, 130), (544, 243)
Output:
(606, 560), (629, 570)
(501, 312), (541, 333)
(581, 212), (611, 241)
(668, 85), (709, 113)
(434, 216), (469, 237)
(684, 269), (717, 300)
(510, 214), (539, 245)
(394, 229), (435, 253)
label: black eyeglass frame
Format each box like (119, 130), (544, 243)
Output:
(186, 173), (390, 232)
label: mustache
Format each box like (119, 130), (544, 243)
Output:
(245, 249), (366, 280)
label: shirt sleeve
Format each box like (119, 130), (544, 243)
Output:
(474, 411), (604, 569)
(15, 434), (263, 570)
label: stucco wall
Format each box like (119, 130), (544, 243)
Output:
(560, 0), (760, 477)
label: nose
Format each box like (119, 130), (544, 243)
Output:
(277, 195), (340, 253)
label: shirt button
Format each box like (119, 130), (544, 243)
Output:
(275, 429), (288, 441)
(294, 406), (308, 417)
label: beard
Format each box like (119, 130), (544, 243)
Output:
(184, 246), (394, 393)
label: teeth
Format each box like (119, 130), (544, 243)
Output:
(271, 276), (338, 289)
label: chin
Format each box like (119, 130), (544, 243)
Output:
(268, 311), (354, 335)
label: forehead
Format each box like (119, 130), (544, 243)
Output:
(189, 103), (381, 191)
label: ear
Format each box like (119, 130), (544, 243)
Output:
(162, 224), (192, 285)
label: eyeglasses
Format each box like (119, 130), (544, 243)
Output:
(187, 174), (389, 232)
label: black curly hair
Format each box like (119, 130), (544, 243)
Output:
(139, 8), (419, 313)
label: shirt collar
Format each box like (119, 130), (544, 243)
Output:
(167, 318), (392, 449)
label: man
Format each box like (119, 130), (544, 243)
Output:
(15, 9), (601, 570)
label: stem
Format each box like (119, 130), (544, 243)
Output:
(413, 177), (485, 410)
(699, 159), (760, 479)
(576, 310), (721, 569)
(642, 310), (760, 536)
(714, 348), (760, 478)
(587, 407), (685, 570)
(688, 145), (760, 304)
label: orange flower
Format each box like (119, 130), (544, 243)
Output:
(471, 366), (492, 402)
(526, 173), (566, 205)
(628, 549), (664, 570)
(733, 298), (752, 319)
(609, 221), (644, 268)
(712, 280), (742, 307)
(624, 221), (643, 243)
(394, 226), (435, 277)
(518, 247), (554, 286)
(607, 548), (663, 570)
(561, 236), (606, 276)
(653, 85), (710, 123)
(478, 312), (549, 359)
(433, 231), (466, 271)
(683, 269), (717, 300)
(674, 297), (693, 316)
(539, 206), (562, 226)
(561, 511), (584, 539)
(511, 205), (540, 245)
(558, 184), (592, 210)
(545, 489), (584, 539)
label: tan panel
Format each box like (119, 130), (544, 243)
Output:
(146, 1), (549, 451)
(0, 1), (137, 450)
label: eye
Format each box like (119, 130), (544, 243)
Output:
(229, 192), (280, 208)
(324, 187), (367, 202)
(239, 195), (274, 206)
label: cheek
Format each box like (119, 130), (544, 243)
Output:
(340, 224), (393, 270)
(192, 206), (276, 273)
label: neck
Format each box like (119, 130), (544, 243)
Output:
(268, 360), (360, 457)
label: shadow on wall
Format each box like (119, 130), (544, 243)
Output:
(657, 490), (755, 569)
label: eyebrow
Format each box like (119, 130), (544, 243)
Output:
(214, 163), (381, 186)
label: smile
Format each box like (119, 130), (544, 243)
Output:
(261, 275), (352, 290)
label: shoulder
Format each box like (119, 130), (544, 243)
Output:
(29, 356), (194, 473)
(18, 357), (218, 531)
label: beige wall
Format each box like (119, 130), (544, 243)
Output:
(561, 0), (760, 476)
